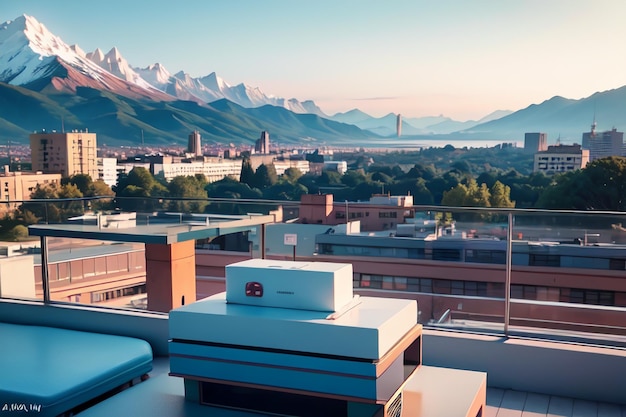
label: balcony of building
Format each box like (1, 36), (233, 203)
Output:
(0, 197), (625, 416)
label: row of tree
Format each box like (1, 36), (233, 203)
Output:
(2, 152), (625, 241)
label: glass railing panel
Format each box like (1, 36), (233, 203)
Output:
(4, 195), (626, 345)
(0, 201), (44, 302)
(508, 210), (626, 340)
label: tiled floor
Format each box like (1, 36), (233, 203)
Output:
(486, 387), (626, 417)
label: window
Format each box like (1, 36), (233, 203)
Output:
(529, 254), (560, 267)
(465, 249), (506, 264)
(432, 248), (461, 261)
(609, 258), (625, 270)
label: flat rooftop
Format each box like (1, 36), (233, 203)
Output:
(28, 214), (275, 244)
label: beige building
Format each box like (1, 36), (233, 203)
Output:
(0, 169), (61, 213)
(533, 144), (589, 174)
(29, 131), (98, 179)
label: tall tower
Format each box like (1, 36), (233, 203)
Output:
(255, 131), (270, 154)
(396, 114), (402, 137)
(187, 130), (202, 156)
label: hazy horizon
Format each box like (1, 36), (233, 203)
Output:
(3, 1), (626, 122)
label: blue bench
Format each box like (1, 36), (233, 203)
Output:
(0, 322), (153, 417)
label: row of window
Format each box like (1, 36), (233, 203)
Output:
(320, 244), (626, 271)
(91, 284), (146, 303)
(47, 251), (145, 282)
(357, 275), (504, 298)
(355, 274), (620, 306)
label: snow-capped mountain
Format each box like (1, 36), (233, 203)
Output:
(135, 64), (327, 116)
(0, 14), (326, 115)
(0, 15), (173, 101)
(86, 47), (155, 91)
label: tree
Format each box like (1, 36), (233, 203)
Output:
(167, 175), (208, 213)
(62, 174), (92, 195)
(8, 225), (28, 241)
(22, 183), (84, 223)
(239, 158), (255, 187)
(206, 177), (263, 214)
(263, 181), (308, 201)
(441, 183), (468, 207)
(580, 156), (626, 210)
(113, 167), (166, 212)
(489, 181), (515, 208)
(464, 179), (491, 208)
(536, 157), (626, 211)
(318, 170), (343, 186)
(253, 164), (278, 189)
(282, 168), (303, 184)
(341, 170), (367, 188)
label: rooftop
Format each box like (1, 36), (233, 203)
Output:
(2, 200), (626, 416)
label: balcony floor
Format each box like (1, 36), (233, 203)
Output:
(75, 357), (626, 417)
(486, 387), (626, 417)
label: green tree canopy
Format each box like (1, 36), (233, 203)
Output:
(23, 183), (84, 223)
(489, 181), (515, 208)
(239, 158), (255, 187)
(282, 167), (303, 184)
(253, 164), (278, 189)
(113, 167), (167, 211)
(167, 175), (208, 213)
(536, 157), (626, 210)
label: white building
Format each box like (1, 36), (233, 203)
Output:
(273, 159), (310, 176)
(98, 157), (124, 187)
(152, 158), (242, 182)
(533, 144), (589, 174)
(323, 161), (348, 174)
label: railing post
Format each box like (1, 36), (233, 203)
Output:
(260, 224), (266, 259)
(504, 212), (513, 336)
(40, 235), (50, 303)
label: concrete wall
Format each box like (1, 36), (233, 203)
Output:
(0, 255), (36, 299)
(422, 329), (626, 405)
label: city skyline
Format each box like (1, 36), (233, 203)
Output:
(3, 1), (626, 121)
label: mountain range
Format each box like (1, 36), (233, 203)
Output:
(1, 14), (625, 147)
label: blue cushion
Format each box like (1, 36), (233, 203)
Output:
(0, 322), (153, 417)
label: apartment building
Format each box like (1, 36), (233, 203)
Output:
(0, 168), (61, 213)
(29, 130), (98, 179)
(533, 144), (589, 174)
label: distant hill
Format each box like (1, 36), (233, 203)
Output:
(0, 83), (376, 145)
(453, 90), (626, 143)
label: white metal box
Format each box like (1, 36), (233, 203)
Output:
(169, 292), (417, 360)
(225, 259), (354, 312)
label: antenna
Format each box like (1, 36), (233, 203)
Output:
(141, 129), (144, 145)
(591, 100), (597, 137)
(61, 116), (65, 133)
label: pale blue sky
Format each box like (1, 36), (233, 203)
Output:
(3, 1), (626, 121)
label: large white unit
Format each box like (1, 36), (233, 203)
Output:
(170, 292), (417, 360)
(225, 259), (354, 312)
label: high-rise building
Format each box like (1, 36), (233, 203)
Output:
(397, 114), (402, 137)
(29, 130), (98, 179)
(583, 127), (624, 161)
(524, 132), (547, 154)
(187, 131), (202, 156)
(255, 131), (270, 154)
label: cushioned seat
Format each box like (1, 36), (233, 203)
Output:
(0, 322), (153, 417)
